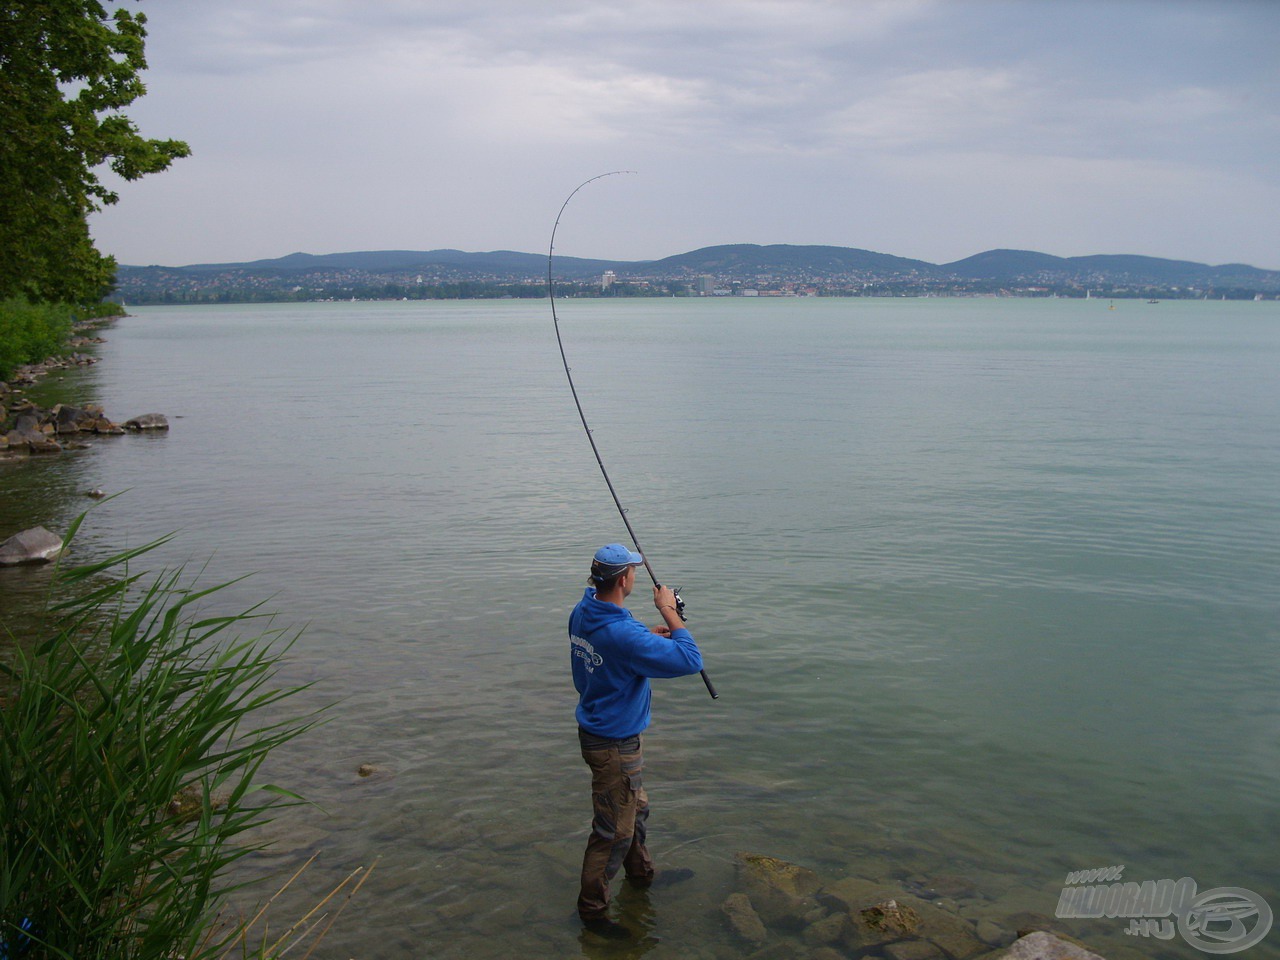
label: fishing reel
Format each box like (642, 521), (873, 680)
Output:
(672, 585), (687, 622)
(654, 582), (687, 622)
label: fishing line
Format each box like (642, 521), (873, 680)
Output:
(548, 172), (718, 700)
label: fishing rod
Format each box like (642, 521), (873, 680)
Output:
(548, 172), (718, 700)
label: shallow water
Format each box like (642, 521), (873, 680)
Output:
(2, 297), (1277, 959)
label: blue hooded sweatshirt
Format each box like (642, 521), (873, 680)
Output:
(570, 587), (703, 739)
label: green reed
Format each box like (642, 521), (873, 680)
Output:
(0, 299), (123, 380)
(0, 518), (322, 960)
(0, 299), (74, 381)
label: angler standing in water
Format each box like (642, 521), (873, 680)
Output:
(570, 543), (703, 937)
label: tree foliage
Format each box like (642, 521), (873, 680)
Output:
(0, 1), (189, 304)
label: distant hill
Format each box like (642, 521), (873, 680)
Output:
(633, 243), (935, 277)
(123, 244), (1278, 283)
(941, 248), (1276, 284)
(171, 248), (616, 279)
(116, 243), (1280, 302)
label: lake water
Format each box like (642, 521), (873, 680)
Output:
(2, 297), (1278, 960)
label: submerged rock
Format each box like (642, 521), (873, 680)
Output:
(735, 852), (823, 928)
(977, 918), (1011, 946)
(722, 892), (768, 946)
(860, 898), (922, 939)
(914, 905), (988, 960)
(167, 785), (228, 823)
(885, 940), (947, 960)
(801, 911), (849, 947)
(726, 854), (1110, 960)
(0, 526), (64, 565)
(913, 874), (983, 900)
(820, 874), (990, 957)
(736, 853), (823, 898)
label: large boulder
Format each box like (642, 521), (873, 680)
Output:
(4, 429), (59, 454)
(125, 413), (169, 431)
(0, 527), (64, 565)
(51, 404), (103, 435)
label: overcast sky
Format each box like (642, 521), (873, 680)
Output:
(88, 0), (1280, 269)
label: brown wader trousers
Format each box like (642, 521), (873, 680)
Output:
(577, 729), (655, 921)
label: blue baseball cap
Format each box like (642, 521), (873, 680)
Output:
(593, 543), (643, 568)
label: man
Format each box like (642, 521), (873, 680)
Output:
(569, 543), (703, 935)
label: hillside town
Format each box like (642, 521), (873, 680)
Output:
(113, 245), (1280, 304)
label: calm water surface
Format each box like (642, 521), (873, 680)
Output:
(2, 297), (1277, 959)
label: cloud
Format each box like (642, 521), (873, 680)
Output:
(860, 149), (1280, 264)
(90, 0), (1280, 267)
(823, 67), (1030, 152)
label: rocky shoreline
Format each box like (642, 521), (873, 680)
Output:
(1, 320), (168, 459)
(1, 318), (168, 564)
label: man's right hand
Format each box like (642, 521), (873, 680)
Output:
(653, 584), (683, 629)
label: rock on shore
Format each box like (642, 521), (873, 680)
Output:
(0, 401), (128, 455)
(1, 395), (168, 456)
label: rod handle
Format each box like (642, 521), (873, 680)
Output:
(700, 668), (719, 699)
(654, 578), (717, 699)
